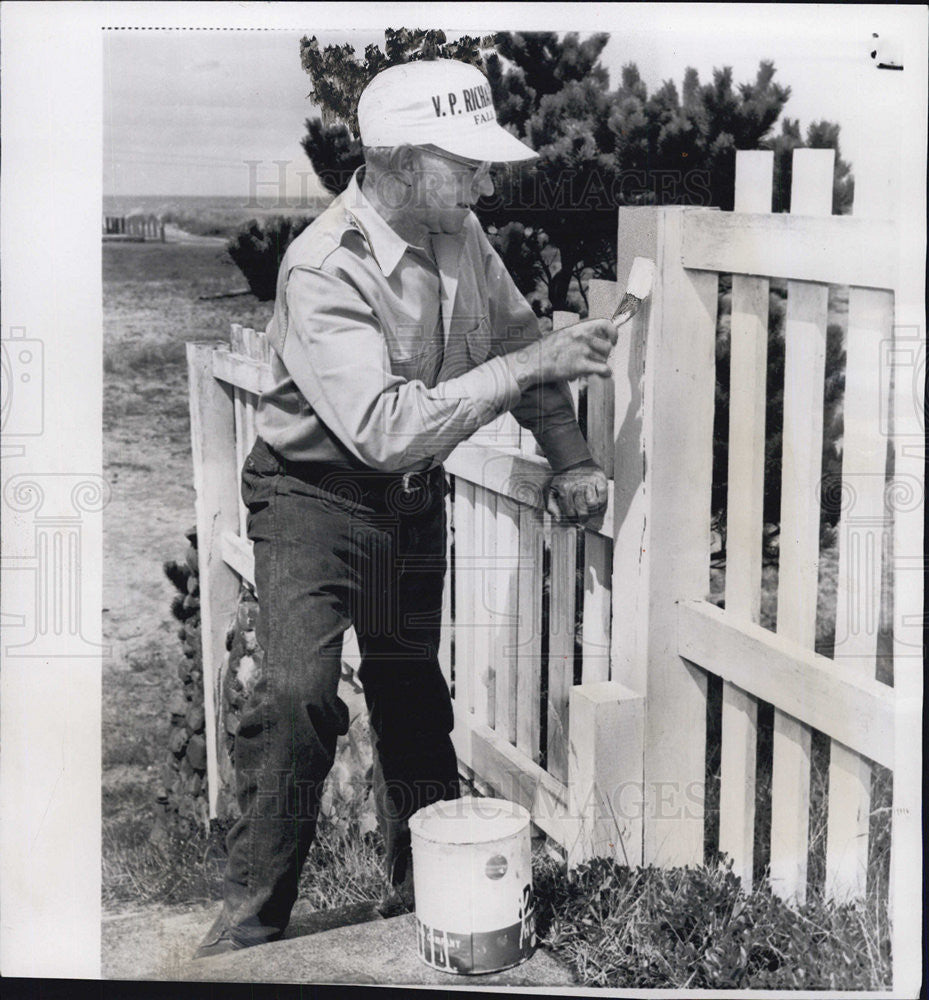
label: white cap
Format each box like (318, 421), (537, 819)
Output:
(357, 59), (537, 163)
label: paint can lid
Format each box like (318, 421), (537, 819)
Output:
(410, 796), (530, 845)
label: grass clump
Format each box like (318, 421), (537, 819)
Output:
(297, 823), (386, 909)
(533, 854), (891, 991)
(103, 805), (385, 914)
(103, 816), (222, 908)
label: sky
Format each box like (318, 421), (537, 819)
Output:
(102, 4), (920, 200)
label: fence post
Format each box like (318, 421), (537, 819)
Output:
(187, 342), (240, 818)
(567, 681), (644, 867)
(610, 206), (718, 867)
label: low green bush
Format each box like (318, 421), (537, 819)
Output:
(226, 216), (315, 301)
(533, 854), (891, 990)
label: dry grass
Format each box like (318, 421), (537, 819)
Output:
(102, 241), (272, 912)
(104, 803), (385, 912)
(156, 199), (326, 240)
(104, 243), (272, 367)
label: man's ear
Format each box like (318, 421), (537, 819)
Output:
(390, 144), (417, 179)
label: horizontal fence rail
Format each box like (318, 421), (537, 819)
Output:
(682, 211), (897, 290)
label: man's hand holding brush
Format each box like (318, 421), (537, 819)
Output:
(504, 318), (618, 387)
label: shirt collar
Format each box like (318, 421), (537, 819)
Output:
(340, 167), (413, 277)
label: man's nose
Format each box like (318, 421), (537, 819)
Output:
(475, 169), (495, 200)
(463, 166), (493, 203)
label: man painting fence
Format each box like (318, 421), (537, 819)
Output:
(196, 57), (617, 958)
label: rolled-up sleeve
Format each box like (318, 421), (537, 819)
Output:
(279, 265), (523, 471)
(481, 236), (593, 472)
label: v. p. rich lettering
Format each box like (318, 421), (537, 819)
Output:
(431, 85), (495, 118)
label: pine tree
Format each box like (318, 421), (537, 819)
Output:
(298, 32), (852, 313)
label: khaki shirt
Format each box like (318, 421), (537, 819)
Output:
(256, 168), (591, 473)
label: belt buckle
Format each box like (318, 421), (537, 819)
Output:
(400, 472), (417, 496)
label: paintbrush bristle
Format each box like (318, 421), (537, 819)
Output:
(627, 257), (656, 299)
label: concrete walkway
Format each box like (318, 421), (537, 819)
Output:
(103, 899), (576, 986)
(103, 899), (381, 981)
(175, 912), (577, 987)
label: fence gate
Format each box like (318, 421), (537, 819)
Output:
(189, 147), (920, 983)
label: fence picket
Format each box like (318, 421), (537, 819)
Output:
(471, 487), (496, 728)
(453, 479), (476, 718)
(547, 524), (577, 782)
(515, 504), (544, 762)
(825, 290), (893, 899)
(233, 389), (248, 536)
(187, 343), (240, 818)
(492, 499), (520, 745)
(232, 323), (248, 354)
(824, 145), (899, 904)
(243, 328), (261, 455)
(437, 483), (453, 688)
(586, 279), (618, 478)
(770, 148), (834, 902)
(608, 288), (649, 695)
(581, 532), (612, 683)
(718, 150), (772, 888)
(553, 312), (583, 451)
(244, 398), (257, 460)
(243, 326), (261, 359)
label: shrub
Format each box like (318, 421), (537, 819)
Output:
(533, 854), (891, 990)
(227, 216), (315, 301)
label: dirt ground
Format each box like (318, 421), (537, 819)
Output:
(102, 238), (273, 805)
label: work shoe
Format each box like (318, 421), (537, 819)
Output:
(193, 909), (249, 961)
(192, 933), (245, 961)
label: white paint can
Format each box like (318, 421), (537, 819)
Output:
(409, 795), (536, 975)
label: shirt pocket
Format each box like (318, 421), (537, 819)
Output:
(383, 323), (431, 381)
(464, 315), (492, 366)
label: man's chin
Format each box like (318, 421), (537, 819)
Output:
(433, 212), (469, 235)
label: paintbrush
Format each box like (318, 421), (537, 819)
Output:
(611, 257), (656, 327)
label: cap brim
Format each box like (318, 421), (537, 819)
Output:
(433, 121), (538, 163)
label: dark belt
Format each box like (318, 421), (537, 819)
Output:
(261, 439), (446, 511)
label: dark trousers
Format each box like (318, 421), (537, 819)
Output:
(214, 436), (460, 946)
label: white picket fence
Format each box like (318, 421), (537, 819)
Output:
(188, 149), (917, 925)
(102, 213), (165, 241)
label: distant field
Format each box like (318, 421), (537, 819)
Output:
(104, 193), (331, 240)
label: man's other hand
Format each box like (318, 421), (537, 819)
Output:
(545, 462), (608, 524)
